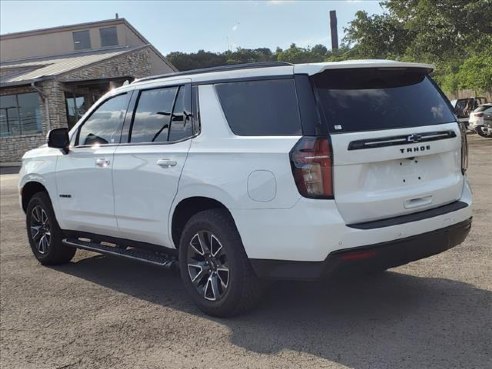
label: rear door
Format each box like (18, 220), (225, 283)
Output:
(112, 81), (193, 247)
(311, 68), (463, 225)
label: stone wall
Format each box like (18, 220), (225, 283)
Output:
(0, 85), (47, 163)
(1, 46), (169, 163)
(59, 47), (156, 82)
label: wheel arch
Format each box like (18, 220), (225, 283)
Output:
(21, 181), (49, 213)
(171, 196), (236, 248)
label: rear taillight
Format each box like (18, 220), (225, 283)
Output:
(460, 124), (468, 174)
(475, 113), (484, 118)
(290, 137), (334, 198)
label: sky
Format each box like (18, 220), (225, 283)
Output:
(0, 0), (384, 54)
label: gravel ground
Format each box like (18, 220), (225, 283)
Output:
(1, 135), (491, 369)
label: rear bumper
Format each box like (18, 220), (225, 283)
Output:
(235, 180), (473, 262)
(250, 217), (472, 280)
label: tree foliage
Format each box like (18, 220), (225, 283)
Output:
(166, 44), (332, 71)
(343, 0), (492, 93)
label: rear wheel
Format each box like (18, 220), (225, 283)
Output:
(26, 192), (76, 265)
(179, 209), (263, 317)
(476, 125), (492, 138)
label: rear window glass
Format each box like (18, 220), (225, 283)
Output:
(130, 87), (178, 143)
(475, 105), (492, 112)
(312, 69), (455, 133)
(215, 79), (302, 136)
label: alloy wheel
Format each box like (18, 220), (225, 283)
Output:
(187, 231), (230, 301)
(30, 205), (51, 254)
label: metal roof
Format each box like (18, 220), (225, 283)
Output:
(0, 47), (140, 87)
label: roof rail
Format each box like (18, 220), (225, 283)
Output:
(133, 61), (292, 84)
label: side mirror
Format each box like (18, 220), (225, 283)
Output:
(47, 128), (69, 154)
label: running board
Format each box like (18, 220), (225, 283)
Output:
(63, 238), (177, 269)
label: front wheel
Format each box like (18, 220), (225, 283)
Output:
(179, 209), (263, 317)
(26, 192), (76, 265)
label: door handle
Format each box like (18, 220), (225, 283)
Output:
(95, 158), (111, 168)
(404, 195), (432, 209)
(157, 159), (177, 168)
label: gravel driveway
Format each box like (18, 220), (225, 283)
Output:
(1, 135), (491, 369)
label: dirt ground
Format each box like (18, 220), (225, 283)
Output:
(0, 135), (490, 369)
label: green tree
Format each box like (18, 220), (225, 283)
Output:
(167, 50), (226, 71)
(276, 43), (327, 63)
(457, 52), (492, 93)
(344, 11), (410, 59)
(343, 0), (492, 94)
(345, 0), (492, 63)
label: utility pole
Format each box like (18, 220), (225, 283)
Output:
(330, 10), (338, 50)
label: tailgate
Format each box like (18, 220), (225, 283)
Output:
(310, 66), (463, 225)
(331, 123), (463, 224)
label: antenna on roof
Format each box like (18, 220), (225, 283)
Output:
(115, 13), (119, 19)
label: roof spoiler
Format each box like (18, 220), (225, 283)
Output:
(295, 60), (434, 76)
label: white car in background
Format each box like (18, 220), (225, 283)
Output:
(18, 60), (473, 317)
(469, 103), (492, 138)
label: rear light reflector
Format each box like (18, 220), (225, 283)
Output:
(340, 250), (377, 261)
(290, 137), (334, 198)
(459, 124), (468, 174)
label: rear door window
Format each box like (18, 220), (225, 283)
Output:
(312, 68), (455, 133)
(130, 85), (193, 143)
(130, 87), (178, 143)
(168, 86), (193, 142)
(215, 79), (302, 136)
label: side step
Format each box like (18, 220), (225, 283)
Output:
(63, 238), (177, 269)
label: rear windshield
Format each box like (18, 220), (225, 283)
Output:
(312, 68), (455, 133)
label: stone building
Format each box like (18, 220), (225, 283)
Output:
(0, 18), (176, 164)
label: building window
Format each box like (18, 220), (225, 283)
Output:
(0, 92), (42, 137)
(100, 27), (118, 47)
(73, 30), (91, 50)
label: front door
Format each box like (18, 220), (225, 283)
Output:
(56, 92), (130, 235)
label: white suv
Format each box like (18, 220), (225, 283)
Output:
(19, 60), (472, 316)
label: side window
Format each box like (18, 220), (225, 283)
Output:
(130, 87), (178, 143)
(130, 85), (193, 143)
(77, 93), (128, 146)
(215, 79), (302, 136)
(168, 86), (193, 142)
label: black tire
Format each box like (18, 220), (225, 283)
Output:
(26, 192), (76, 265)
(179, 209), (263, 317)
(476, 126), (492, 138)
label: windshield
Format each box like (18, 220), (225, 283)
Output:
(312, 68), (455, 133)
